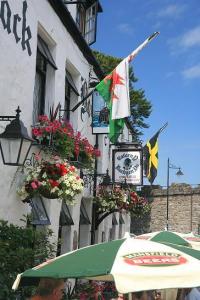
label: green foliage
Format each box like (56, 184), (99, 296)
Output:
(93, 50), (122, 75)
(93, 50), (152, 140)
(0, 219), (55, 300)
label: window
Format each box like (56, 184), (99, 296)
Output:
(37, 36), (57, 69)
(119, 213), (125, 225)
(76, 3), (85, 35)
(57, 201), (74, 256)
(80, 200), (91, 225)
(60, 201), (74, 226)
(112, 214), (118, 225)
(119, 213), (124, 239)
(109, 228), (114, 241)
(29, 196), (50, 225)
(76, 1), (102, 45)
(64, 69), (79, 120)
(32, 36), (57, 124)
(101, 231), (105, 242)
(84, 2), (97, 45)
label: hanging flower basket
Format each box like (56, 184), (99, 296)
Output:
(94, 186), (151, 216)
(121, 191), (151, 216)
(95, 186), (127, 213)
(17, 156), (84, 205)
(32, 115), (101, 169)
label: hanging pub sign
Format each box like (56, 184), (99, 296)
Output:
(112, 148), (143, 185)
(92, 90), (109, 134)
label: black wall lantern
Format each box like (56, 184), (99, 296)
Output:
(0, 107), (33, 166)
(100, 169), (113, 190)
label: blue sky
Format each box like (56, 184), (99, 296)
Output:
(92, 0), (200, 187)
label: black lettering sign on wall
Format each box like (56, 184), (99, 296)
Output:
(0, 0), (32, 56)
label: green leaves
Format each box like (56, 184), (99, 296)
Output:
(0, 219), (55, 299)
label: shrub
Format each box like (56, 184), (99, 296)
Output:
(0, 219), (55, 299)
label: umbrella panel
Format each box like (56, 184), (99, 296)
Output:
(13, 237), (200, 293)
(135, 231), (200, 250)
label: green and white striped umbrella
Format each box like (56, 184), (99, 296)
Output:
(13, 236), (200, 294)
(134, 231), (200, 250)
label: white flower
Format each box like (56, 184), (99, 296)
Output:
(17, 157), (83, 204)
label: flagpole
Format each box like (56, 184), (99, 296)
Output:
(128, 31), (160, 62)
(72, 32), (160, 113)
(158, 122), (168, 134)
(71, 89), (95, 112)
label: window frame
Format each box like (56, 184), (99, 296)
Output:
(76, 3), (86, 36)
(60, 201), (74, 226)
(37, 36), (57, 70)
(64, 69), (79, 120)
(84, 2), (98, 45)
(32, 35), (57, 124)
(29, 196), (50, 226)
(80, 200), (91, 225)
(119, 213), (125, 224)
(76, 1), (98, 45)
(112, 213), (118, 226)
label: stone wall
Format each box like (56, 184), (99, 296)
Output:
(131, 184), (200, 235)
(150, 184), (200, 234)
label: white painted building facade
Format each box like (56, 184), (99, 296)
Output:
(0, 0), (131, 254)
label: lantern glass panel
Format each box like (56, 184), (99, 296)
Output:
(0, 137), (31, 165)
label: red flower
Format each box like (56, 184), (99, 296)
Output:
(69, 166), (75, 172)
(38, 115), (49, 122)
(32, 128), (42, 136)
(94, 149), (101, 157)
(45, 126), (52, 132)
(59, 164), (68, 176)
(49, 179), (59, 187)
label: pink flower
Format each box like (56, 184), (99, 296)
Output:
(38, 115), (49, 122)
(69, 166), (75, 172)
(45, 126), (52, 132)
(32, 128), (42, 137)
(34, 153), (41, 161)
(94, 149), (101, 157)
(31, 181), (38, 189)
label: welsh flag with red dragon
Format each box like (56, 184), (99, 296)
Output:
(96, 32), (159, 143)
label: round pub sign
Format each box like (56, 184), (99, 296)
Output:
(112, 149), (143, 185)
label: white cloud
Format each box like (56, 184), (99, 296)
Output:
(157, 4), (186, 19)
(182, 64), (200, 79)
(178, 26), (200, 48)
(117, 23), (134, 35)
(168, 26), (200, 54)
(152, 20), (162, 30)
